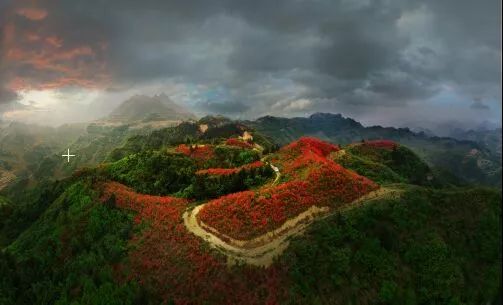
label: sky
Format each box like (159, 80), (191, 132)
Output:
(0, 0), (501, 131)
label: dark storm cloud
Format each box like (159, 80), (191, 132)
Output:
(0, 86), (18, 105)
(1, 0), (501, 125)
(315, 5), (406, 80)
(197, 100), (250, 115)
(470, 98), (490, 110)
(0, 83), (16, 100)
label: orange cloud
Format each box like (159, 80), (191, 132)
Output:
(6, 44), (110, 90)
(45, 36), (63, 48)
(36, 74), (112, 90)
(16, 8), (48, 21)
(6, 45), (97, 74)
(7, 78), (30, 92)
(2, 23), (15, 46)
(58, 46), (95, 60)
(3, 6), (110, 92)
(25, 33), (41, 42)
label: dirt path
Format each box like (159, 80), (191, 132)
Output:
(270, 163), (280, 185)
(183, 186), (403, 267)
(183, 205), (329, 267)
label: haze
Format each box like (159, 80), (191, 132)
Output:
(0, 0), (501, 132)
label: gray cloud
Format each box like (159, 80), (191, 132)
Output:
(197, 100), (250, 115)
(0, 80), (19, 105)
(471, 98), (490, 110)
(0, 73), (19, 106)
(1, 0), (501, 127)
(0, 88), (17, 105)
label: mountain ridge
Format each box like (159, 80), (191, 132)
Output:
(0, 111), (500, 194)
(245, 112), (501, 186)
(105, 94), (196, 123)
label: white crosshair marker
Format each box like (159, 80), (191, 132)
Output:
(62, 148), (76, 163)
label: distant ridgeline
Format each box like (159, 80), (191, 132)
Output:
(245, 113), (502, 187)
(0, 112), (501, 200)
(104, 113), (502, 187)
(0, 111), (500, 201)
(106, 115), (278, 162)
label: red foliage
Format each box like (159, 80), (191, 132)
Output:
(305, 161), (378, 206)
(100, 181), (286, 305)
(95, 137), (382, 303)
(281, 137), (340, 158)
(241, 160), (265, 170)
(273, 137), (341, 176)
(196, 167), (239, 176)
(175, 144), (191, 155)
(198, 181), (314, 240)
(175, 144), (215, 161)
(101, 181), (187, 212)
(198, 138), (378, 240)
(363, 140), (398, 150)
(225, 137), (254, 149)
(196, 161), (265, 176)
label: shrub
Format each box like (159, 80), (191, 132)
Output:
(225, 138), (254, 149)
(175, 144), (215, 161)
(106, 151), (197, 195)
(191, 161), (273, 199)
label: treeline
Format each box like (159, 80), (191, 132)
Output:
(105, 148), (271, 199)
(0, 179), (146, 305)
(206, 146), (260, 168)
(107, 121), (278, 162)
(339, 144), (442, 186)
(106, 150), (197, 196)
(108, 122), (200, 161)
(189, 164), (273, 200)
(281, 186), (502, 305)
(0, 176), (80, 248)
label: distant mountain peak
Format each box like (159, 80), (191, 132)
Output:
(255, 115), (281, 122)
(106, 94), (196, 123)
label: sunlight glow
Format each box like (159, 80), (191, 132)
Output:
(18, 90), (59, 107)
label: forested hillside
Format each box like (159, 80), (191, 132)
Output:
(1, 113), (500, 196)
(0, 131), (500, 305)
(246, 113), (502, 187)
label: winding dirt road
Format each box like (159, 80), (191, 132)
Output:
(269, 163), (280, 185)
(183, 204), (329, 267)
(183, 185), (403, 267)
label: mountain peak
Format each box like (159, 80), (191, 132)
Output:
(107, 94), (196, 123)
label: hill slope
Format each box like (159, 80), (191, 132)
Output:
(246, 113), (501, 187)
(0, 135), (500, 305)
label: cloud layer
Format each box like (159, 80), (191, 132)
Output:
(0, 0), (501, 127)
